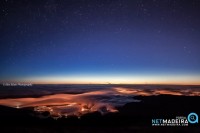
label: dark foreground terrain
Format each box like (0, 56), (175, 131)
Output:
(0, 95), (200, 133)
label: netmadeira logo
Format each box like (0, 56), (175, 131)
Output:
(152, 112), (198, 126)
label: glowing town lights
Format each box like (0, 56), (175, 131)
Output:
(0, 87), (199, 119)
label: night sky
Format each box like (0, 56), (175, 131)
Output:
(0, 0), (200, 84)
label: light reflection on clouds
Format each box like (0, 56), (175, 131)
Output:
(0, 87), (199, 118)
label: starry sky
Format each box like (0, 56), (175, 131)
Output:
(0, 0), (200, 84)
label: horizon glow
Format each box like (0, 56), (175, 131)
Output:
(2, 74), (200, 85)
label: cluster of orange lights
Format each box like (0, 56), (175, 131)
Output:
(0, 87), (199, 119)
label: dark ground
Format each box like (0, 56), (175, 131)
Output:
(0, 95), (200, 133)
